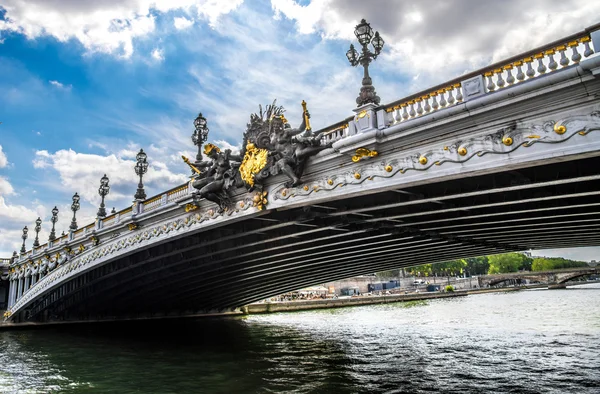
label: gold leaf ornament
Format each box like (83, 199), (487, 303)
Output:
(239, 143), (269, 187)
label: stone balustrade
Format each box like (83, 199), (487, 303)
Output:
(142, 195), (163, 212)
(318, 121), (351, 145)
(382, 29), (596, 128)
(167, 183), (190, 202)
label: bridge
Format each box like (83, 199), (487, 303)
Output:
(477, 267), (599, 288)
(2, 23), (600, 324)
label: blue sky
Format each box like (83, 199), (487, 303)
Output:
(1, 0), (599, 261)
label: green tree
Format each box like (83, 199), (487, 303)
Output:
(463, 256), (489, 276)
(531, 257), (588, 271)
(405, 264), (432, 277)
(488, 253), (525, 274)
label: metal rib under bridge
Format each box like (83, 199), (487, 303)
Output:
(5, 25), (600, 323)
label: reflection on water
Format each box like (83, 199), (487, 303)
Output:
(1, 284), (599, 393)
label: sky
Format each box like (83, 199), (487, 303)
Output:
(0, 0), (599, 261)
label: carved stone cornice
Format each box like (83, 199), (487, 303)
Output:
(273, 112), (600, 201)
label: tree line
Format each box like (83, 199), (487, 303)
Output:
(376, 253), (589, 277)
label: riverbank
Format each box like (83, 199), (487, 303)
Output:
(244, 285), (550, 314)
(245, 291), (468, 314)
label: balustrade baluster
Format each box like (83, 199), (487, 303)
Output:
(534, 53), (546, 74)
(581, 37), (593, 57)
(394, 108), (402, 123)
(557, 45), (569, 66)
(569, 41), (581, 62)
(504, 65), (515, 85)
(408, 101), (416, 117)
(423, 95), (431, 112)
(401, 103), (409, 120)
(455, 84), (463, 102)
(546, 49), (558, 70)
(495, 68), (505, 88)
(438, 89), (447, 107)
(514, 61), (525, 81)
(447, 88), (455, 104)
(431, 92), (439, 110)
(485, 71), (495, 91)
(524, 57), (535, 78)
(416, 99), (423, 116)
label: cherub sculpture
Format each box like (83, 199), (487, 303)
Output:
(186, 143), (242, 211)
(239, 100), (332, 189)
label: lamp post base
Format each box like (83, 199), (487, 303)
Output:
(356, 84), (380, 107)
(134, 189), (146, 200)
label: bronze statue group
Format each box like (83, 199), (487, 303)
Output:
(184, 101), (331, 212)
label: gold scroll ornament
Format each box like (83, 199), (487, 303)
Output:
(239, 143), (269, 187)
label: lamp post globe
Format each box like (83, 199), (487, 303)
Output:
(97, 174), (110, 218)
(70, 192), (80, 230)
(33, 217), (42, 248)
(20, 226), (28, 254)
(354, 18), (373, 45)
(49, 206), (59, 241)
(134, 149), (148, 200)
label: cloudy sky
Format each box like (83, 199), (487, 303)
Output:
(1, 0), (599, 261)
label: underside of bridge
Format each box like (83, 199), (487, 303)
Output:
(24, 154), (600, 322)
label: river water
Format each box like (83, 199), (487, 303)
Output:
(1, 284), (599, 393)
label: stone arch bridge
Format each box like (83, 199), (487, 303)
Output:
(3, 25), (600, 323)
(480, 267), (599, 287)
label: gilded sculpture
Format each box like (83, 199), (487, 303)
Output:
(183, 100), (331, 210)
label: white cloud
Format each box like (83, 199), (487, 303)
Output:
(151, 48), (164, 61)
(0, 0), (243, 58)
(49, 80), (72, 90)
(0, 145), (7, 168)
(0, 176), (15, 196)
(272, 0), (600, 91)
(174, 16), (194, 30)
(32, 149), (188, 207)
(0, 195), (38, 224)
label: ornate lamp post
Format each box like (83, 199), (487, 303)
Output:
(97, 174), (110, 218)
(134, 149), (148, 200)
(49, 206), (58, 241)
(346, 19), (385, 106)
(192, 113), (209, 163)
(20, 226), (28, 254)
(33, 217), (42, 248)
(70, 192), (80, 230)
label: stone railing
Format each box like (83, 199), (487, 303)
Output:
(382, 27), (596, 127)
(166, 183), (190, 202)
(1, 258), (10, 266)
(318, 119), (352, 145)
(11, 183), (192, 271)
(142, 196), (161, 213)
(72, 227), (86, 241)
(308, 24), (599, 141)
(101, 213), (118, 228)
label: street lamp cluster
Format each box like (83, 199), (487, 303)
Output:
(346, 19), (385, 107)
(15, 152), (151, 258)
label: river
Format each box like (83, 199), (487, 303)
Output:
(1, 284), (599, 393)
